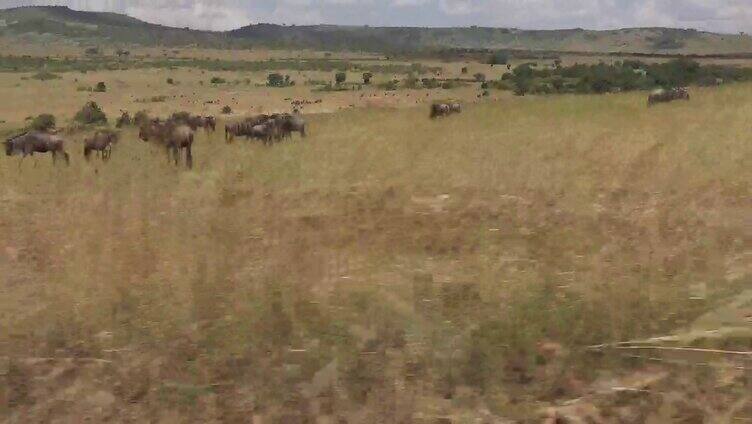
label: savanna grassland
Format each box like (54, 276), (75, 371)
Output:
(1, 66), (751, 423)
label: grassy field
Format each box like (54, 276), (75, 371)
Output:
(1, 74), (751, 421)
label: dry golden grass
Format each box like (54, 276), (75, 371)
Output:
(1, 82), (751, 422)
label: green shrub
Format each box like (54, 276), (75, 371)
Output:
(167, 78), (175, 85)
(221, 105), (233, 114)
(28, 114), (56, 131)
(94, 82), (107, 92)
(31, 71), (61, 81)
(74, 101), (108, 125)
(210, 76), (227, 84)
(335, 72), (347, 85)
(488, 51), (509, 65)
(362, 72), (373, 85)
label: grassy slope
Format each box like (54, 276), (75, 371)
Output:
(1, 85), (750, 421)
(3, 6), (752, 54)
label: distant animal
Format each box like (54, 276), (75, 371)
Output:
(648, 87), (690, 106)
(225, 121), (244, 142)
(84, 131), (119, 161)
(139, 120), (194, 168)
(275, 113), (306, 139)
(4, 131), (70, 165)
(430, 102), (461, 119)
(248, 123), (278, 145)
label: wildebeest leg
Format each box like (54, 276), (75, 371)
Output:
(185, 145), (193, 169)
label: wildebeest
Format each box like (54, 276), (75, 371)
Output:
(139, 120), (194, 168)
(170, 112), (216, 132)
(4, 131), (70, 165)
(84, 131), (119, 161)
(648, 87), (690, 106)
(430, 102), (461, 119)
(273, 113), (306, 139)
(248, 122), (278, 145)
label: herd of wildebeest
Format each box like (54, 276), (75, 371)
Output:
(2, 87), (690, 168)
(2, 109), (309, 169)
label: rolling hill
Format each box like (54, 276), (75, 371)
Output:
(2, 5), (752, 55)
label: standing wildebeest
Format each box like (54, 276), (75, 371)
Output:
(648, 87), (690, 107)
(4, 131), (70, 165)
(139, 120), (194, 168)
(273, 113), (306, 140)
(84, 131), (119, 161)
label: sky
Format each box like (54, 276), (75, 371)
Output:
(2, 0), (752, 34)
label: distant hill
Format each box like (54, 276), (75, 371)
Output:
(2, 5), (752, 55)
(0, 6), (233, 48)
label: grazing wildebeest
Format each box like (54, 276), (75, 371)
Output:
(648, 87), (690, 107)
(4, 131), (70, 165)
(139, 120), (194, 168)
(84, 131), (119, 161)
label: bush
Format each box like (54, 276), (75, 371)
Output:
(167, 78), (175, 85)
(461, 67), (468, 74)
(211, 76), (227, 84)
(335, 72), (347, 85)
(474, 73), (486, 82)
(94, 82), (107, 92)
(362, 72), (373, 85)
(221, 105), (233, 114)
(488, 51), (509, 65)
(31, 71), (61, 81)
(28, 114), (56, 131)
(265, 74), (294, 87)
(133, 110), (151, 126)
(74, 101), (108, 125)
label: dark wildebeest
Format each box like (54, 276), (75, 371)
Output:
(203, 116), (216, 132)
(248, 122), (278, 145)
(225, 121), (245, 143)
(4, 131), (70, 165)
(170, 112), (216, 132)
(139, 120), (194, 168)
(430, 103), (451, 119)
(273, 113), (306, 140)
(84, 131), (119, 161)
(648, 87), (690, 107)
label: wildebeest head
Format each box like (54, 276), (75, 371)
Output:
(138, 125), (151, 142)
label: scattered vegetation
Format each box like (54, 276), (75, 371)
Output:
(335, 72), (347, 85)
(497, 58), (752, 95)
(27, 113), (56, 131)
(221, 105), (233, 114)
(31, 70), (62, 81)
(267, 73), (294, 87)
(73, 101), (108, 125)
(94, 81), (107, 92)
(210, 76), (227, 84)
